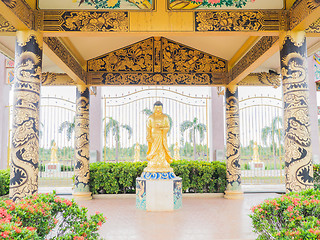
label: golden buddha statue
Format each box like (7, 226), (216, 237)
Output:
(134, 142), (140, 162)
(252, 141), (260, 162)
(174, 142), (180, 160)
(144, 101), (173, 173)
(50, 141), (58, 164)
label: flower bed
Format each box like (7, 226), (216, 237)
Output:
(0, 193), (106, 239)
(250, 189), (320, 239)
(89, 160), (227, 194)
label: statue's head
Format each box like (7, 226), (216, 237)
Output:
(153, 101), (163, 114)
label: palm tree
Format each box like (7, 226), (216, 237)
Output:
(142, 108), (173, 135)
(58, 117), (75, 141)
(180, 117), (206, 160)
(104, 117), (132, 161)
(261, 116), (283, 169)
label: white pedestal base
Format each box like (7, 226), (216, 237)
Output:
(45, 163), (61, 173)
(136, 176), (182, 211)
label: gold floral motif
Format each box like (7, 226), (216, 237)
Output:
(87, 72), (227, 85)
(195, 10), (282, 32)
(43, 11), (129, 32)
(280, 34), (313, 192)
(161, 38), (226, 73)
(88, 38), (153, 72)
(87, 37), (228, 74)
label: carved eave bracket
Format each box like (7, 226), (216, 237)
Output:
(0, 14), (16, 32)
(238, 72), (281, 88)
(42, 72), (76, 86)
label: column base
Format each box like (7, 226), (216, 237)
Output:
(224, 190), (244, 200)
(73, 192), (92, 200)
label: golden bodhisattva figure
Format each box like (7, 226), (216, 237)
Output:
(51, 141), (58, 164)
(134, 142), (140, 162)
(144, 101), (173, 173)
(252, 141), (260, 162)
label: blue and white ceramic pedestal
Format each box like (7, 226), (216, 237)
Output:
(136, 172), (182, 211)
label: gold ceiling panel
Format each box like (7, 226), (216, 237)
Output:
(0, 14), (16, 32)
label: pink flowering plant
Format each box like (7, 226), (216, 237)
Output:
(250, 189), (320, 239)
(0, 192), (106, 239)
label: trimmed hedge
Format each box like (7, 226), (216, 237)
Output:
(0, 169), (10, 196)
(315, 164), (320, 190)
(89, 160), (227, 194)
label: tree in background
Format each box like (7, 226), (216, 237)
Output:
(58, 117), (75, 141)
(180, 117), (206, 160)
(104, 117), (132, 161)
(261, 116), (283, 169)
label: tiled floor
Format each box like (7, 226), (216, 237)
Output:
(77, 193), (279, 240)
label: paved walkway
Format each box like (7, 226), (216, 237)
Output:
(77, 193), (279, 240)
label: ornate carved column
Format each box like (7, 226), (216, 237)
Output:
(280, 31), (313, 192)
(73, 85), (92, 200)
(10, 31), (42, 201)
(224, 85), (243, 199)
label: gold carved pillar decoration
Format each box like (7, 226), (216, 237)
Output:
(224, 85), (243, 199)
(73, 85), (92, 200)
(280, 31), (313, 193)
(10, 30), (42, 201)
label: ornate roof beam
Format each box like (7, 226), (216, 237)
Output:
(87, 72), (228, 86)
(238, 72), (281, 88)
(0, 0), (34, 30)
(290, 0), (320, 31)
(0, 14), (16, 34)
(229, 36), (279, 85)
(195, 10), (287, 34)
(43, 37), (86, 84)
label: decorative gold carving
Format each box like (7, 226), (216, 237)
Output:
(87, 37), (227, 74)
(1, 0), (34, 29)
(238, 72), (281, 88)
(87, 72), (227, 86)
(10, 31), (42, 201)
(280, 33), (313, 192)
(43, 37), (86, 83)
(230, 36), (279, 82)
(88, 38), (154, 72)
(195, 10), (283, 32)
(306, 17), (320, 33)
(74, 86), (91, 194)
(290, 0), (320, 30)
(0, 14), (16, 32)
(43, 10), (128, 32)
(42, 72), (76, 86)
(225, 86), (241, 192)
(161, 38), (226, 73)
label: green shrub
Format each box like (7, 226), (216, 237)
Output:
(314, 164), (320, 190)
(0, 192), (106, 239)
(0, 169), (10, 197)
(89, 160), (227, 194)
(250, 189), (320, 239)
